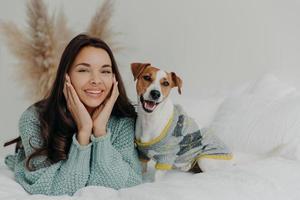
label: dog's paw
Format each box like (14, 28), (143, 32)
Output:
(154, 170), (167, 181)
(197, 158), (234, 172)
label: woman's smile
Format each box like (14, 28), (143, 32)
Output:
(84, 89), (104, 98)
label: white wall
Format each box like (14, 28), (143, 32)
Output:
(1, 0), (300, 156)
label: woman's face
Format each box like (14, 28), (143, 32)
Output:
(68, 46), (113, 113)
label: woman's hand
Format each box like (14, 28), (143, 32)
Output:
(92, 75), (119, 137)
(64, 74), (93, 145)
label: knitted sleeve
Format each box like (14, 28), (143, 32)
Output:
(153, 153), (177, 170)
(88, 117), (142, 189)
(199, 128), (233, 159)
(6, 106), (92, 196)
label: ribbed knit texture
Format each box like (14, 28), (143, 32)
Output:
(136, 105), (232, 171)
(4, 106), (142, 196)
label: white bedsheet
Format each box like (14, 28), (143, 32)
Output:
(2, 75), (300, 199)
(1, 154), (300, 200)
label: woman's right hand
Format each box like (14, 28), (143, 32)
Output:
(63, 74), (92, 145)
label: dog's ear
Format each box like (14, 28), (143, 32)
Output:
(131, 63), (151, 81)
(171, 72), (183, 94)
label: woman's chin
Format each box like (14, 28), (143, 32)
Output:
(83, 100), (103, 110)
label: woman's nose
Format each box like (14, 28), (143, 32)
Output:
(89, 73), (103, 85)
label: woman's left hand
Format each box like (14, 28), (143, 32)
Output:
(92, 75), (119, 137)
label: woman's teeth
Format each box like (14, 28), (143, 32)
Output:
(85, 90), (103, 97)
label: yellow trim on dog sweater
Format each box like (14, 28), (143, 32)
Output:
(155, 163), (173, 170)
(135, 111), (174, 147)
(136, 104), (232, 171)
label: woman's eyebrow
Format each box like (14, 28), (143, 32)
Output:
(75, 63), (90, 67)
(74, 63), (112, 68)
(102, 64), (112, 68)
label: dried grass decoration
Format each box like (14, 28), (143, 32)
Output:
(0, 0), (118, 101)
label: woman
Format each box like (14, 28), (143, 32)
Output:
(4, 34), (142, 196)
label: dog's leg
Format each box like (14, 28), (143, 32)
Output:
(141, 161), (148, 174)
(197, 158), (234, 172)
(154, 169), (167, 181)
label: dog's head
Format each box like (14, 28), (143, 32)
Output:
(131, 62), (182, 113)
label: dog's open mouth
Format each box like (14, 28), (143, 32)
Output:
(140, 96), (159, 113)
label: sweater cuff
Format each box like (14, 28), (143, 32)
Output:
(90, 130), (114, 164)
(66, 135), (92, 172)
(72, 134), (92, 150)
(90, 129), (112, 143)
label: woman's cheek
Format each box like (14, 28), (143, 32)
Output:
(107, 79), (113, 90)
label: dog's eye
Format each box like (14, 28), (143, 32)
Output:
(143, 75), (151, 81)
(162, 81), (169, 86)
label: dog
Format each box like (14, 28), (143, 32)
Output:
(131, 63), (233, 180)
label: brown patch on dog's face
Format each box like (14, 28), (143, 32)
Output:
(136, 66), (160, 96)
(159, 73), (174, 98)
(131, 63), (151, 81)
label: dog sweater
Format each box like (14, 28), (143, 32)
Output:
(4, 105), (142, 196)
(136, 104), (232, 171)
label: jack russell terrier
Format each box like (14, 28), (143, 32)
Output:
(131, 63), (233, 180)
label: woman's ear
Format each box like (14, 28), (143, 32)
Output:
(131, 63), (151, 81)
(171, 72), (183, 94)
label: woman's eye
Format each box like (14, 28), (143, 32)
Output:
(78, 69), (88, 72)
(143, 75), (151, 81)
(102, 70), (112, 74)
(162, 81), (170, 86)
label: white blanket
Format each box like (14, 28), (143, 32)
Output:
(1, 154), (300, 200)
(2, 74), (300, 199)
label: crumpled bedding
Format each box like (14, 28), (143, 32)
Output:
(1, 153), (300, 200)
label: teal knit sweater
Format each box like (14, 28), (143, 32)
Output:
(4, 106), (142, 196)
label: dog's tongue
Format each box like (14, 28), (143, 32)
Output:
(144, 101), (156, 110)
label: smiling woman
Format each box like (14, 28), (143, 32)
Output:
(68, 46), (114, 114)
(3, 34), (142, 196)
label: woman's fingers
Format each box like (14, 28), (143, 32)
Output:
(92, 104), (104, 120)
(68, 82), (82, 107)
(67, 83), (76, 105)
(63, 81), (68, 101)
(65, 74), (82, 108)
(64, 75), (72, 111)
(113, 75), (119, 96)
(66, 83), (75, 111)
(64, 76), (78, 115)
(111, 80), (119, 101)
(66, 74), (71, 83)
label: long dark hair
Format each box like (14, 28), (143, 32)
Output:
(4, 34), (136, 170)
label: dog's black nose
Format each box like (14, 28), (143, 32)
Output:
(150, 90), (161, 100)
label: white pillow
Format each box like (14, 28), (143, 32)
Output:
(209, 74), (300, 156)
(171, 82), (253, 129)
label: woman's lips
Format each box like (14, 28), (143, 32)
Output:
(84, 90), (103, 98)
